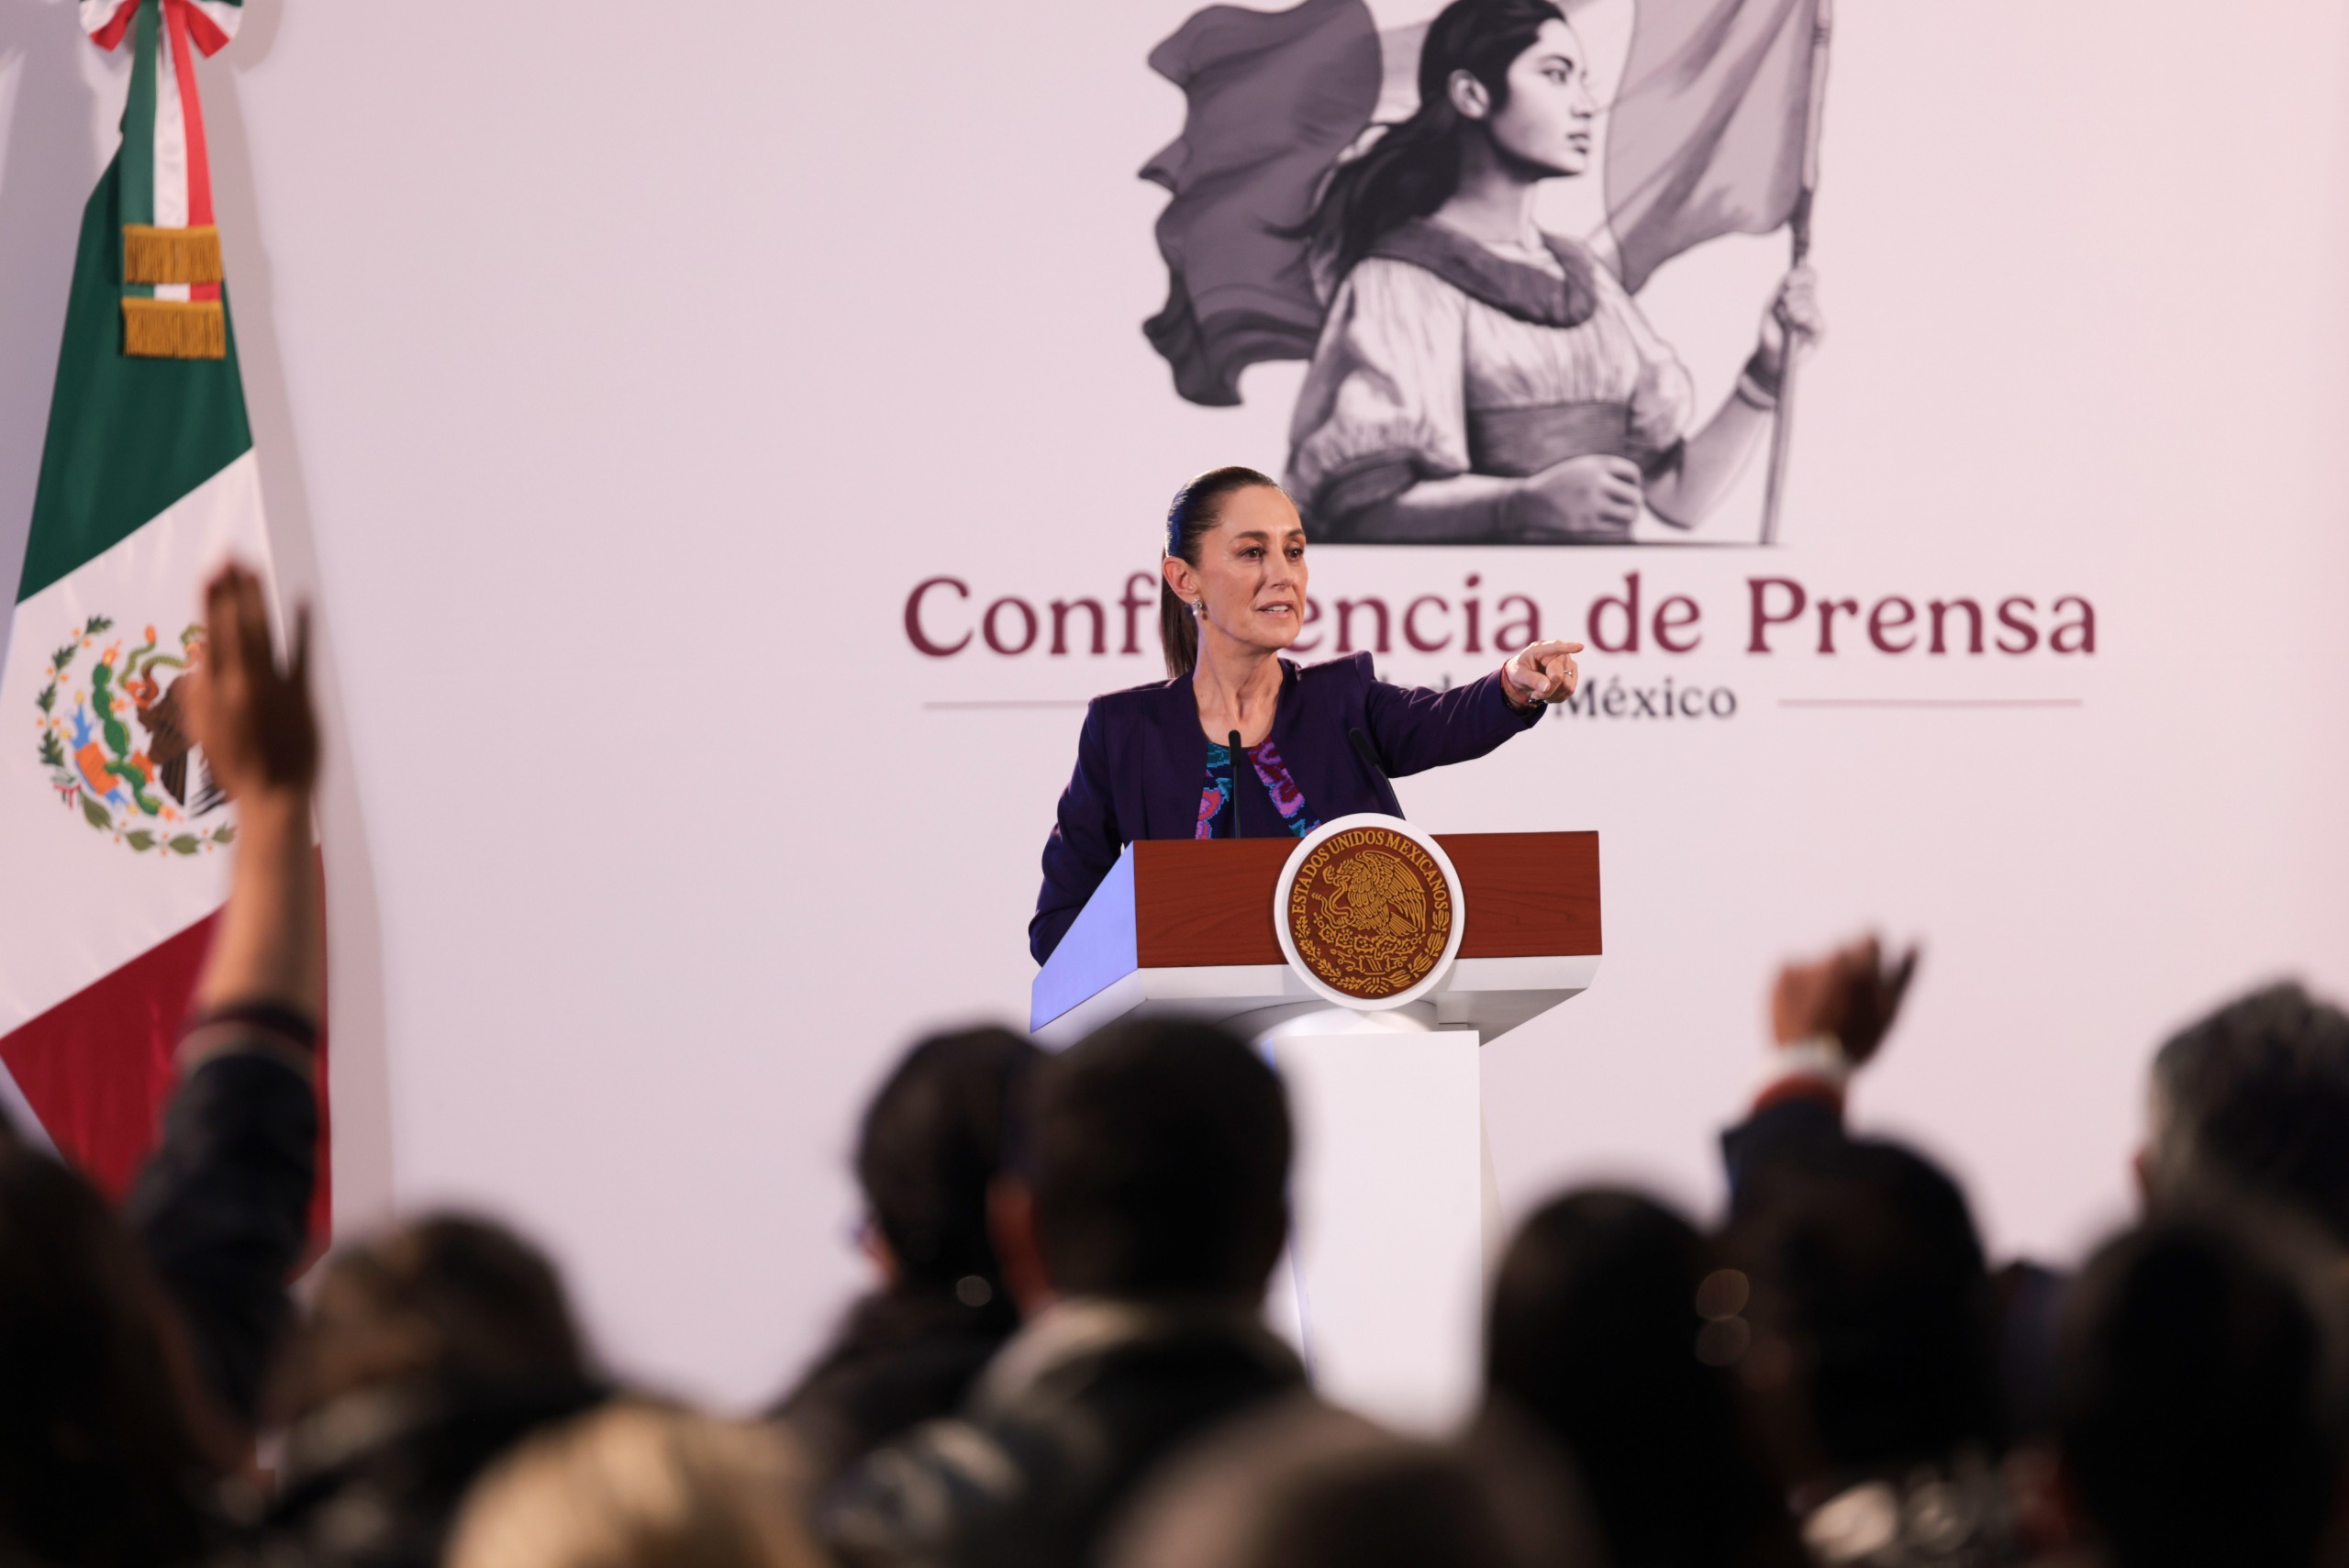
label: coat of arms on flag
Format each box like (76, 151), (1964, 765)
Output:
(35, 614), (233, 851)
(1141, 0), (1831, 545)
(0, 0), (328, 1235)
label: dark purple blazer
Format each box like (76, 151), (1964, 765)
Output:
(1030, 651), (1542, 963)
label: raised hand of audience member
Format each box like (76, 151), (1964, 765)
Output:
(1770, 933), (1920, 1068)
(185, 562), (317, 803)
(180, 561), (320, 1018)
(1724, 935), (1923, 1195)
(121, 561), (325, 1433)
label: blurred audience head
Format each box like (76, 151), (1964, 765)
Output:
(1110, 1396), (1593, 1568)
(770, 1027), (1041, 1485)
(2144, 981), (2349, 1247)
(1724, 1136), (1999, 1482)
(273, 1211), (587, 1422)
(1008, 1018), (1290, 1305)
(1486, 1189), (1792, 1568)
(857, 1024), (1040, 1308)
(2060, 1213), (2341, 1568)
(447, 1402), (825, 1568)
(0, 1143), (219, 1567)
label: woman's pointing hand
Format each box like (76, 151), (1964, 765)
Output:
(1502, 639), (1585, 708)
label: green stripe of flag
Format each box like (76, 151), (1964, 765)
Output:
(118, 1), (156, 229)
(17, 149), (251, 604)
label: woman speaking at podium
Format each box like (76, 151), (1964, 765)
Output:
(1030, 466), (1583, 963)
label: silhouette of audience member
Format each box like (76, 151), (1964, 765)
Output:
(1717, 934), (2074, 1442)
(0, 562), (322, 1567)
(774, 1026), (1041, 1488)
(1108, 1396), (1596, 1568)
(241, 1213), (606, 1568)
(2140, 983), (2349, 1246)
(137, 560), (329, 1441)
(1483, 1190), (1805, 1568)
(448, 1403), (828, 1568)
(2059, 1215), (2342, 1568)
(0, 1142), (241, 1566)
(1722, 1137), (2016, 1567)
(823, 1018), (1303, 1568)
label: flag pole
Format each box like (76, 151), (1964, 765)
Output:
(1758, 0), (1833, 546)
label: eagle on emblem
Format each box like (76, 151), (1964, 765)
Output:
(1319, 851), (1428, 943)
(63, 625), (221, 819)
(120, 655), (217, 813)
(1308, 849), (1438, 987)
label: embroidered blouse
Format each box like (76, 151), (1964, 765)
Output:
(1285, 218), (1696, 539)
(1196, 738), (1321, 840)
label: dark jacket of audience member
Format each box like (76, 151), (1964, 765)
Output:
(126, 1026), (323, 1431)
(774, 1026), (1041, 1488)
(2143, 982), (2349, 1246)
(0, 1022), (319, 1567)
(1484, 1190), (1805, 1568)
(2060, 1213), (2342, 1568)
(1722, 1067), (2072, 1441)
(1723, 1137), (2016, 1566)
(823, 1019), (1305, 1568)
(229, 1214), (605, 1568)
(0, 1141), (230, 1567)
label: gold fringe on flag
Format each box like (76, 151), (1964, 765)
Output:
(122, 297), (227, 360)
(122, 224), (224, 285)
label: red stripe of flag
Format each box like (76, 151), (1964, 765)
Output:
(0, 856), (331, 1243)
(161, 0), (221, 303)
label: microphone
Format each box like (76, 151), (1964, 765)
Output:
(1228, 730), (1243, 839)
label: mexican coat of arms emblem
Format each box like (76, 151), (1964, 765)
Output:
(1279, 819), (1461, 1005)
(33, 615), (233, 856)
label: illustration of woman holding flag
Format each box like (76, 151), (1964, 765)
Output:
(1142, 0), (1832, 543)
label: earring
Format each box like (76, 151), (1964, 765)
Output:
(1191, 600), (1205, 616)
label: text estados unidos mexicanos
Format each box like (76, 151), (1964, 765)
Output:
(901, 572), (2099, 662)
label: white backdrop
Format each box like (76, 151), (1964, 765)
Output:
(2, 0), (2347, 1407)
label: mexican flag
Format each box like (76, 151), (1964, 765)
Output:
(0, 0), (327, 1229)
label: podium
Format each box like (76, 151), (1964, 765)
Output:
(1030, 818), (1600, 1429)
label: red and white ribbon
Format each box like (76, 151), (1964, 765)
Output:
(84, 0), (243, 305)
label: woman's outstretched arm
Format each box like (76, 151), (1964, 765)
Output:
(1642, 387), (1774, 528)
(1358, 640), (1578, 777)
(1645, 266), (1822, 529)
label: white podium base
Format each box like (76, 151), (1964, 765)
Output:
(1249, 1006), (1486, 1432)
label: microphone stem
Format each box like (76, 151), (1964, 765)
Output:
(1228, 729), (1243, 840)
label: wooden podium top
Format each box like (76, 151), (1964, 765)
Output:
(1130, 831), (1601, 969)
(1031, 829), (1601, 1046)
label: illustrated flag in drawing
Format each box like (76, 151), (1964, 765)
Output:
(1141, 0), (1827, 403)
(0, 0), (327, 1228)
(1603, 0), (1823, 293)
